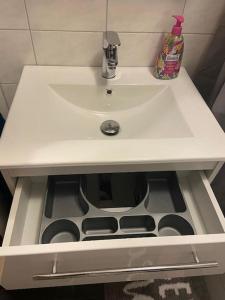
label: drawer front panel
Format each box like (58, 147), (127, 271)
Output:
(8, 161), (217, 178)
(1, 240), (224, 289)
(1, 171), (225, 289)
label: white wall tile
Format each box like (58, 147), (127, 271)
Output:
(0, 30), (36, 83)
(26, 0), (106, 31)
(0, 30), (35, 83)
(118, 33), (163, 66)
(184, 0), (225, 34)
(0, 0), (219, 86)
(0, 88), (8, 119)
(1, 84), (17, 108)
(182, 34), (213, 77)
(32, 31), (102, 66)
(117, 32), (213, 77)
(0, 0), (28, 29)
(108, 0), (185, 32)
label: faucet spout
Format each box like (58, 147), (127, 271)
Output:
(102, 31), (121, 79)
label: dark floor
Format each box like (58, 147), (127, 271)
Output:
(0, 284), (105, 300)
(0, 276), (211, 300)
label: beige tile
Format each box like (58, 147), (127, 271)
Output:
(1, 84), (17, 108)
(118, 33), (163, 66)
(26, 0), (106, 31)
(32, 31), (102, 66)
(0, 30), (36, 83)
(182, 34), (213, 77)
(0, 87), (8, 119)
(184, 0), (225, 34)
(0, 0), (28, 29)
(108, 0), (185, 32)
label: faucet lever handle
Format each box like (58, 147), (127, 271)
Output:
(103, 31), (121, 49)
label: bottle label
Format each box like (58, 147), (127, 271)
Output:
(154, 34), (183, 79)
(164, 54), (180, 75)
(165, 54), (180, 61)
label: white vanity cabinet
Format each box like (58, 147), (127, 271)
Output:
(0, 66), (225, 290)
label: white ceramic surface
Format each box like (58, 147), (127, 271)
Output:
(50, 84), (192, 139)
(0, 66), (225, 171)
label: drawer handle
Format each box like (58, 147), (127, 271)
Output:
(33, 252), (219, 280)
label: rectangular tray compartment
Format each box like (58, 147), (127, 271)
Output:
(45, 175), (88, 218)
(145, 172), (186, 213)
(82, 217), (118, 235)
(120, 215), (155, 233)
(83, 233), (156, 241)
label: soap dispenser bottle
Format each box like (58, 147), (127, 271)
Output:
(154, 15), (184, 79)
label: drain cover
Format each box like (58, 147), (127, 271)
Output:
(100, 120), (120, 136)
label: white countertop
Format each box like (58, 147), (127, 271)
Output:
(0, 66), (225, 175)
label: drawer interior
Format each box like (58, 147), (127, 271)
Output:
(3, 171), (225, 246)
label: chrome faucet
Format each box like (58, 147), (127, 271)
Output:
(102, 31), (121, 79)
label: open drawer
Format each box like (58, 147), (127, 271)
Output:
(1, 170), (225, 289)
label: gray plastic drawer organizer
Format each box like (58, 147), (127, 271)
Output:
(39, 172), (195, 244)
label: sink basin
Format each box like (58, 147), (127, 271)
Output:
(50, 84), (192, 139)
(0, 66), (225, 175)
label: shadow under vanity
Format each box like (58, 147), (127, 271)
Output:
(37, 172), (195, 244)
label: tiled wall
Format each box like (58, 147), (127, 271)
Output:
(0, 0), (225, 118)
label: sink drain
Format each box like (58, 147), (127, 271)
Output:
(100, 120), (120, 136)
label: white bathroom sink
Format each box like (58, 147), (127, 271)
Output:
(49, 84), (192, 139)
(0, 66), (225, 175)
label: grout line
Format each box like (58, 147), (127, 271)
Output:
(182, 0), (187, 14)
(0, 28), (29, 31)
(117, 31), (213, 35)
(23, 0), (38, 65)
(1, 83), (19, 85)
(0, 83), (17, 85)
(182, 32), (214, 35)
(0, 64), (159, 69)
(106, 0), (109, 31)
(17, 63), (103, 68)
(0, 28), (104, 33)
(30, 29), (104, 33)
(0, 28), (215, 36)
(29, 29), (214, 35)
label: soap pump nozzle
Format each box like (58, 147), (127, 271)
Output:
(172, 15), (184, 35)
